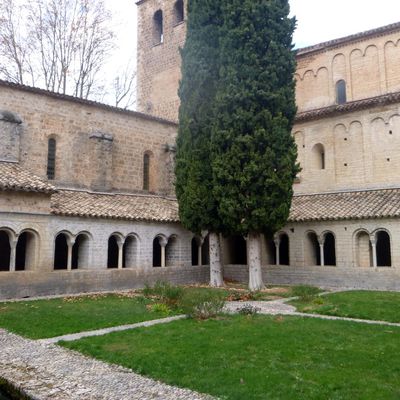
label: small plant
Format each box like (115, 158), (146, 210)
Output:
(180, 291), (225, 320)
(141, 281), (184, 308)
(237, 304), (261, 315)
(292, 285), (321, 302)
(148, 303), (171, 315)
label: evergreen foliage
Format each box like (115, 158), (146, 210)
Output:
(175, 0), (223, 234)
(211, 0), (299, 236)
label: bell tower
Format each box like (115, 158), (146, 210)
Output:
(136, 0), (186, 122)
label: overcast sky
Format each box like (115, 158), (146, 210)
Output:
(104, 0), (400, 64)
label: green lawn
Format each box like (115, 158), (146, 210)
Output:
(62, 315), (400, 400)
(290, 290), (400, 323)
(0, 294), (172, 339)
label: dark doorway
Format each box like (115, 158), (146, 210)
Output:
(54, 234), (68, 270)
(107, 236), (119, 269)
(191, 237), (198, 266)
(153, 237), (162, 267)
(0, 231), (11, 271)
(324, 233), (336, 266)
(376, 231), (391, 267)
(228, 235), (247, 264)
(279, 234), (290, 266)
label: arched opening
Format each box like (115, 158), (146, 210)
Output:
(54, 233), (68, 270)
(47, 138), (56, 180)
(143, 153), (150, 191)
(72, 234), (90, 270)
(323, 232), (336, 266)
(123, 235), (138, 268)
(264, 236), (276, 265)
(376, 231), (391, 267)
(191, 237), (199, 266)
(153, 10), (163, 44)
(201, 234), (210, 265)
(166, 236), (179, 267)
(311, 143), (325, 170)
(0, 230), (11, 271)
(153, 237), (162, 267)
(226, 235), (247, 265)
(305, 232), (320, 266)
(107, 235), (119, 269)
(15, 231), (37, 271)
(279, 234), (290, 266)
(355, 231), (372, 268)
(336, 80), (347, 104)
(173, 0), (184, 24)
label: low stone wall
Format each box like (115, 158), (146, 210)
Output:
(223, 265), (400, 291)
(0, 266), (209, 300)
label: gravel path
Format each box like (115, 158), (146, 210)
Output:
(0, 329), (213, 400)
(225, 299), (400, 327)
(39, 315), (186, 345)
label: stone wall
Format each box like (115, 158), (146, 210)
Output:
(296, 28), (400, 112)
(223, 265), (400, 291)
(0, 83), (178, 196)
(0, 266), (209, 300)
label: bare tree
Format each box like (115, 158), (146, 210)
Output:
(0, 0), (34, 85)
(0, 0), (115, 100)
(112, 59), (136, 109)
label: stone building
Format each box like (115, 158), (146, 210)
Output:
(0, 1), (400, 299)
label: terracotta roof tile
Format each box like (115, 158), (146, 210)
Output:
(51, 190), (179, 223)
(0, 162), (56, 194)
(289, 189), (400, 222)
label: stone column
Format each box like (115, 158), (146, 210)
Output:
(318, 235), (325, 267)
(9, 238), (17, 272)
(197, 237), (204, 266)
(67, 238), (75, 271)
(274, 236), (280, 266)
(370, 235), (377, 268)
(159, 237), (168, 268)
(117, 237), (124, 269)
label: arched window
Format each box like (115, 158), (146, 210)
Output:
(123, 235), (138, 268)
(153, 237), (162, 267)
(323, 232), (336, 266)
(336, 80), (347, 105)
(355, 231), (372, 268)
(71, 234), (90, 269)
(305, 232), (320, 266)
(15, 231), (37, 271)
(107, 235), (119, 269)
(376, 231), (391, 267)
(311, 143), (325, 170)
(47, 138), (56, 180)
(143, 153), (150, 191)
(0, 230), (11, 271)
(54, 233), (68, 270)
(153, 10), (163, 44)
(173, 0), (184, 24)
(225, 236), (247, 265)
(279, 233), (290, 266)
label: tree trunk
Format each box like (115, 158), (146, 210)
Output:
(209, 232), (224, 287)
(248, 232), (265, 291)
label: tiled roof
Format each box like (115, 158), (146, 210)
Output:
(297, 22), (400, 58)
(295, 91), (400, 123)
(0, 162), (56, 194)
(51, 190), (179, 223)
(289, 189), (400, 222)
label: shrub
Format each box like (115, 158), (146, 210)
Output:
(148, 303), (172, 316)
(292, 285), (321, 301)
(180, 290), (225, 320)
(142, 281), (184, 308)
(237, 304), (261, 315)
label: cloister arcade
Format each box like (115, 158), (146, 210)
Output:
(0, 225), (395, 272)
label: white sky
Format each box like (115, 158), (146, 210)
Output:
(101, 0), (399, 103)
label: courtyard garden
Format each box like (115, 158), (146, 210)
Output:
(1, 284), (400, 399)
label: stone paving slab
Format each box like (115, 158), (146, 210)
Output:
(39, 315), (187, 345)
(0, 330), (213, 400)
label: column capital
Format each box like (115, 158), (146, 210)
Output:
(158, 236), (168, 247)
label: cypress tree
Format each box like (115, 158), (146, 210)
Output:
(211, 0), (299, 290)
(175, 0), (224, 286)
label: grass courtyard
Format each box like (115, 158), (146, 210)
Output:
(62, 315), (400, 400)
(291, 290), (400, 323)
(1, 285), (400, 399)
